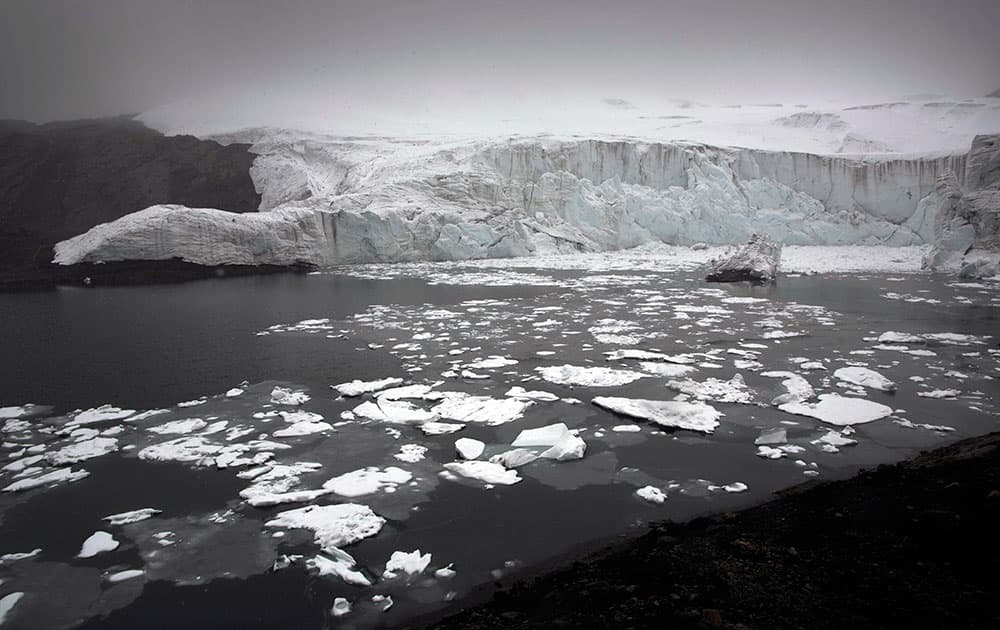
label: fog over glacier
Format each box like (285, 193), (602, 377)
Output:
(2, 0), (999, 128)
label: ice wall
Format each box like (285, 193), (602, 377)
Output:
(53, 133), (984, 269)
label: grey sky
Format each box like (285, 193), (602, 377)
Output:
(2, 0), (998, 123)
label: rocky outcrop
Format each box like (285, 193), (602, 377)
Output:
(0, 117), (260, 287)
(924, 135), (1000, 277)
(706, 233), (782, 282)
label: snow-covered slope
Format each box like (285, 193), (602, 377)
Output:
(141, 93), (1000, 157)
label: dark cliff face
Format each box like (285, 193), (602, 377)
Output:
(0, 116), (261, 283)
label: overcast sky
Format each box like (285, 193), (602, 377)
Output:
(2, 0), (998, 123)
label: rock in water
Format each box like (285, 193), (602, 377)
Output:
(705, 233), (782, 283)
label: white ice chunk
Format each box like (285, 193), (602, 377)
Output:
(270, 386), (310, 405)
(466, 356), (518, 369)
(754, 428), (787, 445)
(0, 549), (41, 562)
(443, 461), (521, 486)
(273, 420), (334, 437)
(432, 394), (530, 426)
(332, 378), (403, 397)
(636, 486), (666, 503)
(353, 399), (437, 424)
(77, 531), (119, 558)
(535, 365), (646, 387)
(761, 371), (815, 404)
(107, 569), (145, 583)
(779, 394), (894, 426)
(666, 374), (755, 404)
(384, 549), (432, 577)
(147, 418), (208, 435)
(489, 449), (540, 468)
(2, 467), (90, 492)
(307, 548), (372, 586)
(833, 367), (896, 392)
(420, 422), (465, 435)
(104, 508), (162, 526)
(0, 593), (24, 625)
(68, 405), (136, 426)
(394, 444), (428, 463)
(504, 387), (559, 402)
(917, 389), (960, 399)
(138, 437), (221, 464)
(455, 438), (485, 460)
(265, 504), (386, 553)
(331, 597), (351, 617)
(323, 467), (412, 497)
(592, 397), (721, 433)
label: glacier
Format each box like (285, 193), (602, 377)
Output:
(54, 132), (988, 268)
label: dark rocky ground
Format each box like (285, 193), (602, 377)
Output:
(0, 116), (262, 290)
(422, 432), (1000, 630)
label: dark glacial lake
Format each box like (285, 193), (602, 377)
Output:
(0, 256), (997, 630)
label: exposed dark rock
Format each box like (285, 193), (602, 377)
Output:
(423, 432), (1000, 630)
(0, 116), (261, 289)
(706, 233), (782, 283)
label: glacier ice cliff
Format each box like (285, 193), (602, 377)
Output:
(923, 134), (1000, 277)
(55, 133), (985, 268)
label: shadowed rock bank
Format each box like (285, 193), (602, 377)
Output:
(423, 432), (1000, 630)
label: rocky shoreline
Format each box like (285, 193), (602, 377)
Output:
(421, 432), (1000, 629)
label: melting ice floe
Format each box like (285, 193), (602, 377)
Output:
(778, 394), (894, 426)
(77, 531), (119, 558)
(833, 367), (897, 392)
(666, 374), (756, 404)
(443, 461), (521, 486)
(333, 378), (404, 397)
(535, 365), (646, 387)
(592, 397), (721, 434)
(265, 504), (385, 554)
(104, 508), (162, 525)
